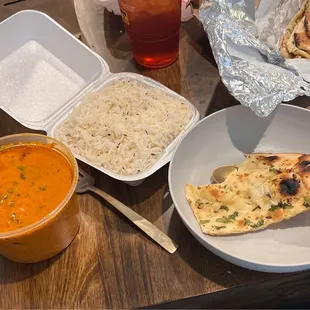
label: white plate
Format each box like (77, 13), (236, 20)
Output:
(169, 104), (310, 273)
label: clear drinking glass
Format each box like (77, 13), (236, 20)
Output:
(118, 0), (182, 69)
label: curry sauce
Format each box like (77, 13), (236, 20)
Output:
(0, 143), (73, 232)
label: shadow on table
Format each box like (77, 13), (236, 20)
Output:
(182, 17), (217, 68)
(103, 10), (132, 61)
(205, 80), (240, 116)
(85, 161), (169, 207)
(0, 250), (63, 284)
(77, 160), (170, 236)
(163, 192), (248, 280)
(160, 191), (284, 293)
(156, 192), (310, 309)
(288, 95), (310, 109)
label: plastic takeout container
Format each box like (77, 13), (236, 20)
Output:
(0, 133), (80, 263)
(0, 10), (199, 186)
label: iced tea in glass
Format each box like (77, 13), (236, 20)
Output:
(118, 0), (182, 69)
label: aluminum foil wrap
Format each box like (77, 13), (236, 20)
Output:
(199, 0), (310, 117)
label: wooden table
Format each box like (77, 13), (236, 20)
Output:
(1, 0), (310, 309)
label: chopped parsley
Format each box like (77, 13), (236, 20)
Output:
(269, 167), (279, 174)
(216, 217), (231, 224)
(196, 199), (209, 208)
(216, 212), (239, 224)
(269, 201), (293, 212)
(20, 173), (26, 180)
(244, 218), (252, 226)
(303, 197), (310, 208)
(250, 219), (264, 229)
(243, 218), (265, 228)
(17, 166), (25, 171)
(199, 219), (210, 225)
(39, 186), (47, 191)
(214, 225), (226, 230)
(229, 211), (239, 220)
(196, 199), (203, 206)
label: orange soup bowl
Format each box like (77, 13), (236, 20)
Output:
(0, 133), (80, 263)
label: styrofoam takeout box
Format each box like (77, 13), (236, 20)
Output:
(0, 10), (200, 186)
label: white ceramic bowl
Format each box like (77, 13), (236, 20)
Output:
(169, 104), (310, 273)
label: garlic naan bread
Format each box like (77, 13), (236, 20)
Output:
(287, 17), (310, 59)
(294, 17), (310, 54)
(281, 0), (310, 59)
(304, 8), (310, 37)
(185, 153), (310, 236)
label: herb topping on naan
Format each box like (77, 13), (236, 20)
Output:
(185, 153), (310, 236)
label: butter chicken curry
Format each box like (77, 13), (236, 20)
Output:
(0, 143), (73, 232)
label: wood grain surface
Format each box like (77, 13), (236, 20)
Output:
(1, 0), (310, 309)
(0, 0), (80, 36)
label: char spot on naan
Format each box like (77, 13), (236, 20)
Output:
(280, 178), (300, 196)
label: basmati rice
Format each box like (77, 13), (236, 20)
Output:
(55, 80), (193, 176)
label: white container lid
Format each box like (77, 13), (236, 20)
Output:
(0, 10), (200, 186)
(0, 10), (110, 131)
